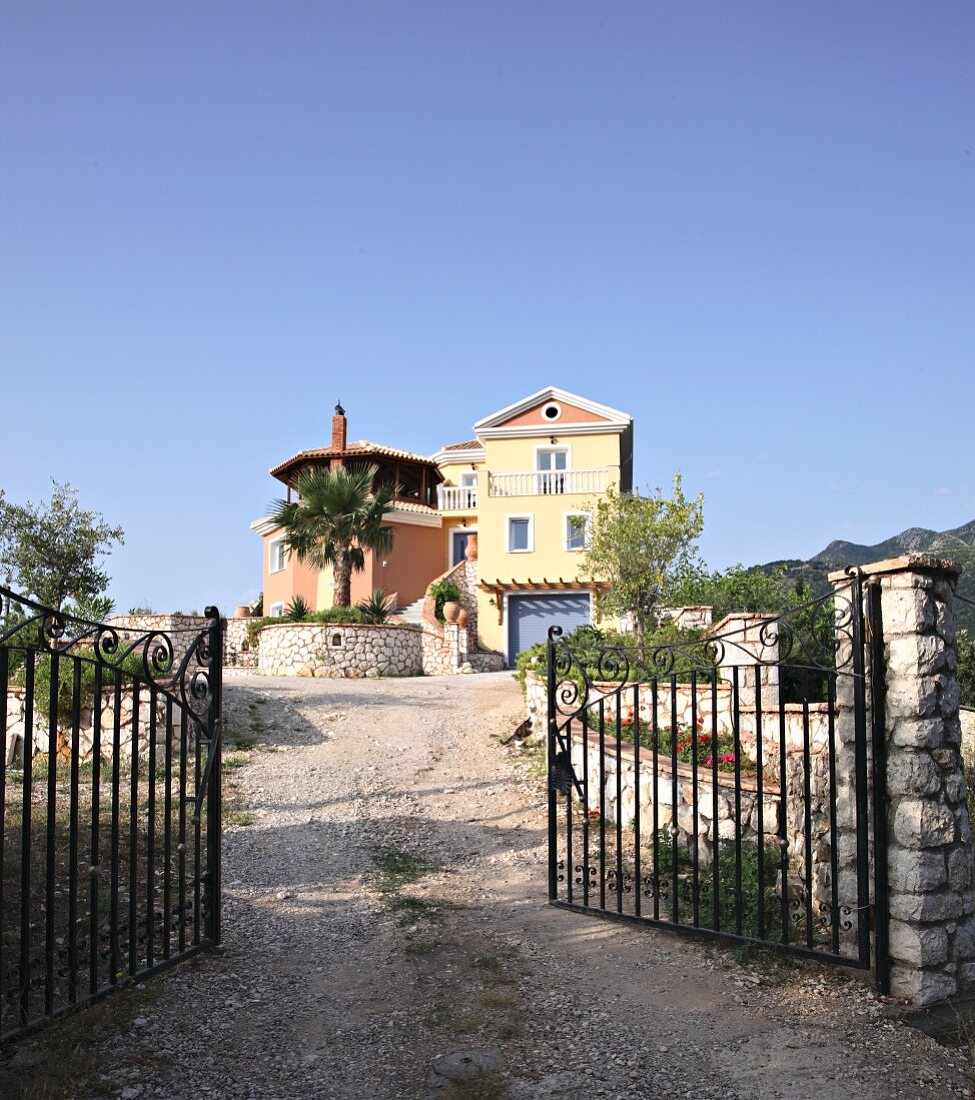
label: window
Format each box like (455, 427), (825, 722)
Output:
(506, 515), (534, 553)
(565, 513), (590, 551)
(269, 537), (287, 574)
(268, 602), (285, 618)
(542, 401), (562, 422)
(460, 471), (477, 508)
(536, 447), (568, 494)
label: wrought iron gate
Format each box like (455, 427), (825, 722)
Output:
(547, 573), (889, 990)
(0, 588), (223, 1041)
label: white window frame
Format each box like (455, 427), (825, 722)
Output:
(505, 513), (534, 554)
(268, 536), (288, 574)
(533, 444), (571, 471)
(268, 601), (285, 618)
(563, 511), (591, 552)
(541, 401), (563, 423)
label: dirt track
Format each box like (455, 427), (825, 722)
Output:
(4, 671), (972, 1099)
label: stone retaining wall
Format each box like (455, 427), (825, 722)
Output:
(524, 671), (832, 756)
(5, 685), (173, 764)
(560, 701), (831, 912)
(257, 622), (424, 678)
(106, 614), (257, 668)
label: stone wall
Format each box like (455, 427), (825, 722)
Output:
(107, 613), (257, 668)
(836, 556), (975, 1006)
(5, 684), (174, 765)
(533, 671), (833, 902)
(224, 618), (256, 667)
(523, 671), (831, 756)
(419, 557), (503, 675)
(257, 622), (423, 678)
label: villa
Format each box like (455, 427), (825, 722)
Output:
(252, 387), (633, 665)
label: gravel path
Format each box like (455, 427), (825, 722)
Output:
(5, 672), (974, 1099)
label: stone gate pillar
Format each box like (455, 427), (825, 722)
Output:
(833, 555), (975, 1006)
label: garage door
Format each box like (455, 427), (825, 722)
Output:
(508, 593), (592, 665)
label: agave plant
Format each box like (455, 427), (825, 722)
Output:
(356, 588), (394, 624)
(285, 594), (311, 622)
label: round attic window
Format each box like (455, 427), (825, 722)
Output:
(542, 402), (562, 422)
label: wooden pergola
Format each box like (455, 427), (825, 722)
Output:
(478, 579), (611, 625)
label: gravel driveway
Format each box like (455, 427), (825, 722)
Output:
(4, 672), (973, 1099)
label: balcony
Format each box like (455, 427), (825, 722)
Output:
(437, 484), (479, 511)
(487, 468), (612, 497)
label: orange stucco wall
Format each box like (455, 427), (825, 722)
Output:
(500, 399), (609, 427)
(262, 529), (319, 612)
(264, 519), (443, 613)
(375, 521), (444, 606)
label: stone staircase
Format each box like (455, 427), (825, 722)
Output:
(394, 597), (426, 626)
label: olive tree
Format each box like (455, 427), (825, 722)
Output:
(0, 481), (124, 612)
(583, 474), (704, 644)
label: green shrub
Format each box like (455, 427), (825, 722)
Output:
(514, 622), (707, 695)
(959, 629), (975, 710)
(645, 829), (781, 938)
(427, 579), (461, 623)
(308, 606), (368, 624)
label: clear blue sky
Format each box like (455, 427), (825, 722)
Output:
(1, 2), (972, 614)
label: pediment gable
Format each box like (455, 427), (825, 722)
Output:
(473, 387), (631, 438)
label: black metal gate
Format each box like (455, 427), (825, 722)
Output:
(0, 588), (223, 1041)
(547, 574), (889, 990)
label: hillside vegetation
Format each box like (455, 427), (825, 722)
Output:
(756, 519), (975, 634)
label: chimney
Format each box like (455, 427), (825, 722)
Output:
(331, 401), (347, 451)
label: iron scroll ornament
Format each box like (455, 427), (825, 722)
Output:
(546, 582), (860, 725)
(0, 587), (219, 724)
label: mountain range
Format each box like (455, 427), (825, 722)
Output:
(757, 519), (975, 634)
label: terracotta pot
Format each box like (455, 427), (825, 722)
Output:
(457, 608), (469, 628)
(442, 601), (461, 624)
(464, 533), (478, 561)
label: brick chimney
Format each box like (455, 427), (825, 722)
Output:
(331, 401), (347, 451)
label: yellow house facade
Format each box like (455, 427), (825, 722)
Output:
(434, 387), (633, 663)
(254, 387), (633, 666)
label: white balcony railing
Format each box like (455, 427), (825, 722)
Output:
(488, 468), (612, 498)
(437, 485), (479, 510)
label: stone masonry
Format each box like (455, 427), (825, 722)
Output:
(257, 622), (424, 678)
(830, 555), (975, 1006)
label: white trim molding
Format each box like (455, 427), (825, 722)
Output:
(430, 446), (486, 466)
(250, 515), (279, 536)
(473, 386), (632, 434)
(382, 507), (443, 529)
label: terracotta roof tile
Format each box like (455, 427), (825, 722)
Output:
(270, 440), (436, 477)
(442, 440), (481, 452)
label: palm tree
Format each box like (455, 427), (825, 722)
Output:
(268, 464), (396, 608)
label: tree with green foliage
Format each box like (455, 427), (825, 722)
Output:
(669, 563), (792, 623)
(0, 481), (124, 611)
(959, 629), (975, 710)
(267, 464), (396, 608)
(583, 474), (704, 644)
